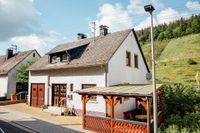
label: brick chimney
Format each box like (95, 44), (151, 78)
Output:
(99, 25), (109, 36)
(6, 49), (14, 60)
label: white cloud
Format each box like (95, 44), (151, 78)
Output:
(127, 0), (146, 15)
(92, 3), (133, 34)
(135, 8), (191, 30)
(135, 16), (157, 30)
(186, 1), (200, 11)
(157, 8), (190, 24)
(0, 0), (40, 41)
(10, 31), (65, 55)
(92, 0), (165, 32)
(127, 0), (164, 15)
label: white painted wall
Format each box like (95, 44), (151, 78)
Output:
(28, 31), (149, 118)
(108, 31), (149, 119)
(29, 66), (106, 114)
(108, 32), (148, 85)
(0, 75), (8, 97)
(28, 71), (48, 105)
(7, 50), (40, 99)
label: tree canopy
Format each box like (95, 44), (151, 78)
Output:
(17, 60), (35, 83)
(136, 14), (200, 44)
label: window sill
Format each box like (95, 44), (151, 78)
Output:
(88, 100), (98, 104)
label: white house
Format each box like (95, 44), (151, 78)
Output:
(0, 49), (40, 100)
(28, 26), (149, 118)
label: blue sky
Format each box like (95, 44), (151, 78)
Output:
(0, 0), (199, 55)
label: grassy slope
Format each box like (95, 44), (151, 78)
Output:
(141, 33), (200, 86)
(159, 34), (200, 61)
(155, 58), (200, 86)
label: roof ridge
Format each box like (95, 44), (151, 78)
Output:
(0, 49), (36, 75)
(29, 28), (134, 71)
(47, 28), (133, 55)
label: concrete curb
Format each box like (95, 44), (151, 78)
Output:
(0, 100), (26, 106)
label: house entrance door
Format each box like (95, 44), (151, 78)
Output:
(52, 84), (66, 107)
(31, 84), (45, 107)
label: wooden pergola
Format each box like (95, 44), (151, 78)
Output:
(76, 84), (164, 133)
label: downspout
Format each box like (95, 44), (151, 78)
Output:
(47, 72), (50, 106)
(47, 56), (50, 106)
(105, 63), (109, 116)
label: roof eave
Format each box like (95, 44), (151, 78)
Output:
(28, 63), (106, 72)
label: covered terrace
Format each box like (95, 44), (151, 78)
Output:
(76, 84), (164, 133)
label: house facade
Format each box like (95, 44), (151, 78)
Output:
(0, 49), (40, 99)
(28, 27), (149, 118)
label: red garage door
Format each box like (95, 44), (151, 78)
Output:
(31, 84), (45, 107)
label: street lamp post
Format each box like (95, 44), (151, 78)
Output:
(144, 4), (158, 133)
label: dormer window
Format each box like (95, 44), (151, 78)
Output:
(49, 44), (88, 64)
(62, 52), (70, 62)
(50, 52), (71, 64)
(51, 55), (61, 64)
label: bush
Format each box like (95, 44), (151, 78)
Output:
(160, 84), (200, 132)
(187, 59), (197, 65)
(159, 125), (200, 133)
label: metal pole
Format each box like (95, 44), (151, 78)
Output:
(150, 11), (158, 133)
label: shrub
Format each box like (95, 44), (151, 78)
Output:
(159, 125), (200, 133)
(160, 84), (200, 132)
(187, 59), (197, 65)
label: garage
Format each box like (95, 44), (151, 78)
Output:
(31, 84), (45, 107)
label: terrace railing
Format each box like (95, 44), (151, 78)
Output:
(84, 115), (148, 133)
(85, 115), (110, 133)
(113, 119), (147, 133)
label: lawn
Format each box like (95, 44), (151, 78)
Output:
(159, 34), (200, 61)
(155, 58), (200, 86)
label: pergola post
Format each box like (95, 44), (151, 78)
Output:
(103, 96), (119, 133)
(147, 97), (152, 133)
(110, 96), (114, 133)
(82, 95), (86, 129)
(82, 95), (91, 129)
(135, 97), (138, 109)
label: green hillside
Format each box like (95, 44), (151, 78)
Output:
(155, 58), (200, 86)
(159, 34), (200, 61)
(141, 33), (200, 86)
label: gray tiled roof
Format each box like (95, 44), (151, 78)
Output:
(0, 50), (35, 75)
(28, 29), (132, 71)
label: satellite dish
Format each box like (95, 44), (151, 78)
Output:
(146, 72), (152, 80)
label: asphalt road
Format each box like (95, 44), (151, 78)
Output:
(0, 120), (28, 133)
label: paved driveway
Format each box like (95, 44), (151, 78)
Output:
(0, 104), (92, 133)
(0, 120), (28, 133)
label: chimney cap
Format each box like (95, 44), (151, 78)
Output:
(77, 33), (87, 40)
(99, 25), (109, 29)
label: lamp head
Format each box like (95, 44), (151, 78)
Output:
(144, 5), (155, 13)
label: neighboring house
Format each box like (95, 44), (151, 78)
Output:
(0, 49), (41, 100)
(28, 26), (149, 118)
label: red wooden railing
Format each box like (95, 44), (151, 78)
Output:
(113, 119), (147, 133)
(85, 115), (110, 133)
(84, 115), (147, 133)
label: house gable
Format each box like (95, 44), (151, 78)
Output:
(107, 30), (149, 86)
(0, 49), (41, 99)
